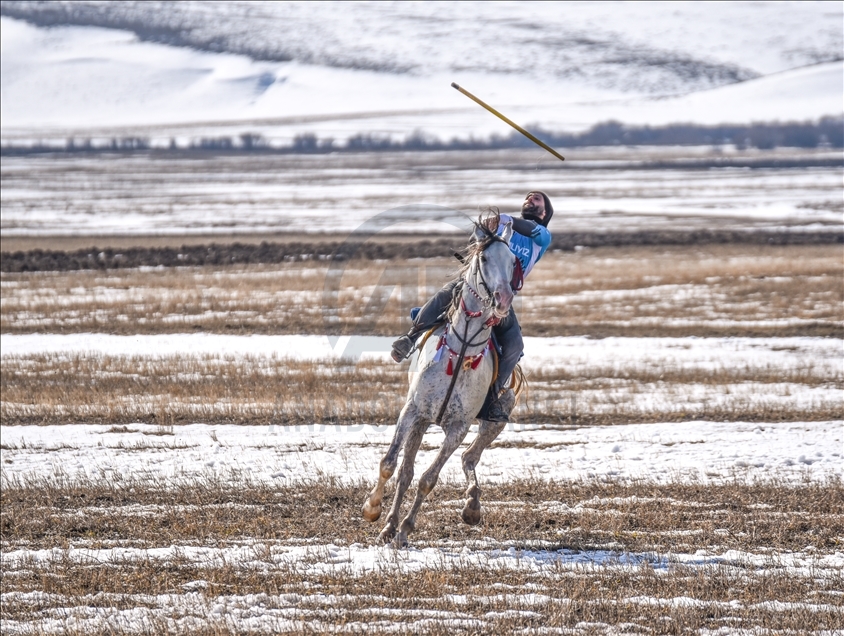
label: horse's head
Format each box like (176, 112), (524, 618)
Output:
(470, 218), (516, 318)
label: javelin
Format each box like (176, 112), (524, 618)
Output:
(451, 82), (565, 162)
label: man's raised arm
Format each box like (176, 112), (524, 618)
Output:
(500, 214), (551, 247)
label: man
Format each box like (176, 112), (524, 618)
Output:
(391, 191), (553, 422)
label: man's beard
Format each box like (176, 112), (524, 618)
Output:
(522, 202), (543, 222)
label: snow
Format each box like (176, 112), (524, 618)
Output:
(1, 419), (839, 487)
(0, 332), (390, 361)
(2, 333), (841, 376)
(4, 541), (841, 579)
(10, 0), (840, 81)
(3, 331), (841, 369)
(1, 334), (840, 484)
(1, 334), (840, 481)
(2, 2), (842, 144)
(621, 62), (844, 128)
(1, 543), (841, 634)
(1, 154), (841, 237)
(0, 541), (656, 575)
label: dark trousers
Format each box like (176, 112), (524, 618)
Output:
(411, 281), (523, 394)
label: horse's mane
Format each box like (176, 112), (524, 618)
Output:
(457, 208), (501, 278)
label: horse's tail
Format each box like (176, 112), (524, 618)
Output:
(509, 364), (527, 405)
(488, 350), (526, 403)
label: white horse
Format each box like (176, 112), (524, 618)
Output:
(362, 217), (519, 547)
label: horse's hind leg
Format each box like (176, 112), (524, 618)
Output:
(362, 402), (419, 523)
(378, 418), (426, 544)
(395, 419), (471, 547)
(460, 419), (507, 525)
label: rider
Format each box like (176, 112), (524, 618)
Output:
(391, 191), (553, 422)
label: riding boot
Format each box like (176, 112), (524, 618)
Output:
(391, 281), (460, 363)
(390, 331), (420, 362)
(478, 387), (515, 422)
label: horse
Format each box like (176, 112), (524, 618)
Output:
(362, 216), (521, 547)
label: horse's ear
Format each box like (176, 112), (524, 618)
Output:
(501, 220), (513, 245)
(472, 223), (487, 242)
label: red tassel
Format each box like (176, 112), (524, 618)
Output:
(446, 356), (454, 375)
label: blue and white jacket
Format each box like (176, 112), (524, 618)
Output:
(497, 214), (551, 278)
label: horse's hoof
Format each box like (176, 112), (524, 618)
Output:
(461, 498), (482, 526)
(362, 500), (381, 523)
(393, 532), (409, 549)
(378, 525), (396, 545)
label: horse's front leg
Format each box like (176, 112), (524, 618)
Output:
(395, 418), (471, 547)
(378, 419), (426, 545)
(460, 418), (507, 525)
(362, 402), (419, 523)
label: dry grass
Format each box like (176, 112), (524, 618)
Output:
(2, 244), (841, 338)
(3, 475), (841, 552)
(3, 244), (841, 424)
(2, 476), (842, 634)
(523, 244), (843, 338)
(1, 350), (840, 426)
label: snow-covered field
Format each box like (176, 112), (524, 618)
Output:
(3, 331), (840, 367)
(3, 317), (842, 634)
(2, 2), (842, 145)
(2, 419), (840, 488)
(2, 332), (841, 485)
(3, 1), (841, 240)
(2, 149), (841, 237)
(3, 424), (842, 635)
(3, 532), (842, 635)
(3, 519), (842, 634)
(2, 4), (843, 632)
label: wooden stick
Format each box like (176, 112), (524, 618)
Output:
(451, 82), (565, 162)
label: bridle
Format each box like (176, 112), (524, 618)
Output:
(463, 232), (522, 319)
(449, 232), (519, 360)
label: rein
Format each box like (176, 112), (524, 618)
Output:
(434, 313), (489, 426)
(433, 250), (501, 426)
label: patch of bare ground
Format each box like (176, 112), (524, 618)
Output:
(1, 352), (840, 425)
(1, 244), (841, 337)
(1, 477), (842, 634)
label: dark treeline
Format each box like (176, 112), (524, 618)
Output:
(562, 117), (844, 149)
(2, 117), (842, 156)
(351, 117), (844, 152)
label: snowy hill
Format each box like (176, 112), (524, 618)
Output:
(1, 1), (842, 144)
